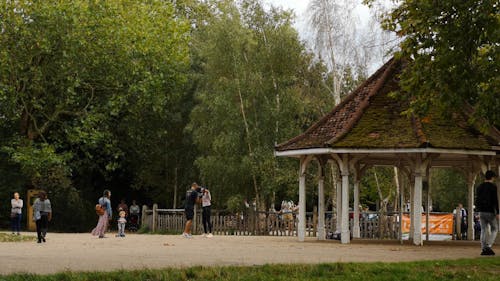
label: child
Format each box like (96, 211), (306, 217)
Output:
(116, 210), (127, 237)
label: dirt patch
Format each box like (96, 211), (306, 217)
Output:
(0, 232), (485, 275)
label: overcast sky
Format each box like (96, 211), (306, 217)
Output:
(262, 0), (396, 74)
(263, 0), (373, 41)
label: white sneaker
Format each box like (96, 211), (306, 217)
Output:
(182, 233), (193, 238)
(207, 233), (213, 238)
(202, 233), (207, 238)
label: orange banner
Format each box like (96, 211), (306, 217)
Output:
(401, 214), (453, 235)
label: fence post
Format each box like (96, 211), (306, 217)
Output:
(152, 203), (158, 233)
(141, 205), (148, 228)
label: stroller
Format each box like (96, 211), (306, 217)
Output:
(128, 213), (140, 232)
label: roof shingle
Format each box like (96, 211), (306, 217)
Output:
(275, 58), (499, 152)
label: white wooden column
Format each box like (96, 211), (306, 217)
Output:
(340, 154), (350, 244)
(425, 168), (430, 242)
(336, 176), (342, 232)
(396, 167), (404, 244)
(352, 168), (361, 238)
(412, 154), (424, 245)
(317, 172), (326, 240)
(332, 154), (350, 243)
(467, 173), (476, 240)
(298, 167), (306, 241)
(409, 173), (415, 241)
(298, 156), (310, 242)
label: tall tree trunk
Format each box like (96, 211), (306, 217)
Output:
(235, 73), (260, 208)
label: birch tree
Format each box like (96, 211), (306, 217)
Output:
(307, 0), (358, 104)
(189, 0), (330, 209)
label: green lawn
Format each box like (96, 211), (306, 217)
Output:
(1, 258), (499, 281)
(0, 233), (36, 243)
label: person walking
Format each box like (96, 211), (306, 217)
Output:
(201, 187), (213, 238)
(32, 191), (52, 243)
(182, 183), (200, 238)
(475, 170), (499, 256)
(92, 190), (112, 238)
(10, 192), (23, 235)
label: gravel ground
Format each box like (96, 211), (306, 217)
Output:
(0, 231), (486, 275)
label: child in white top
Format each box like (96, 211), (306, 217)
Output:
(116, 210), (127, 237)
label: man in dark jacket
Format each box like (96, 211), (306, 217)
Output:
(182, 183), (200, 238)
(475, 170), (499, 256)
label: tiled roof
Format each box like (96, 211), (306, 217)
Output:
(275, 58), (499, 152)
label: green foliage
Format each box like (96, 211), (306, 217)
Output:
(381, 0), (500, 128)
(0, 0), (191, 229)
(2, 259), (500, 280)
(430, 168), (467, 212)
(360, 167), (396, 210)
(188, 0), (332, 209)
(226, 194), (245, 213)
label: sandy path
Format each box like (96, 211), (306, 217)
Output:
(0, 232), (486, 275)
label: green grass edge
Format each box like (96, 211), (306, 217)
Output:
(1, 258), (499, 281)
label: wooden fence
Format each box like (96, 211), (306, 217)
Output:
(140, 204), (403, 239)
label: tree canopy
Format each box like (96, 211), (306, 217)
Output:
(373, 0), (499, 128)
(0, 0), (488, 231)
(188, 0), (332, 209)
(0, 0), (191, 229)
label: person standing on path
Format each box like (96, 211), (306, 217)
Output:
(117, 198), (129, 216)
(10, 192), (23, 235)
(182, 183), (200, 238)
(116, 210), (127, 237)
(201, 187), (213, 238)
(33, 191), (52, 243)
(92, 190), (112, 238)
(475, 170), (499, 256)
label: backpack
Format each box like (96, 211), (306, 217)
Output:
(95, 202), (105, 216)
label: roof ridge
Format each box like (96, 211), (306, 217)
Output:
(275, 57), (396, 150)
(411, 114), (430, 147)
(326, 58), (398, 145)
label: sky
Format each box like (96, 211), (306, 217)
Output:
(262, 0), (312, 38)
(262, 0), (396, 74)
(262, 0), (372, 30)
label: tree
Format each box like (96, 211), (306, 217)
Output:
(307, 0), (358, 104)
(376, 0), (499, 128)
(307, 0), (396, 103)
(188, 0), (331, 209)
(430, 168), (467, 212)
(0, 0), (191, 228)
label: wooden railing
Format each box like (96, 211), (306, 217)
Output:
(140, 204), (402, 239)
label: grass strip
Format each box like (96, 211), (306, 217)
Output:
(1, 258), (499, 281)
(0, 233), (36, 243)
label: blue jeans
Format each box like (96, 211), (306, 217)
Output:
(479, 212), (498, 249)
(11, 213), (22, 233)
(118, 222), (126, 236)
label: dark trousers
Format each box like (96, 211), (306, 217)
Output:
(202, 206), (212, 233)
(36, 215), (49, 241)
(11, 213), (22, 233)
